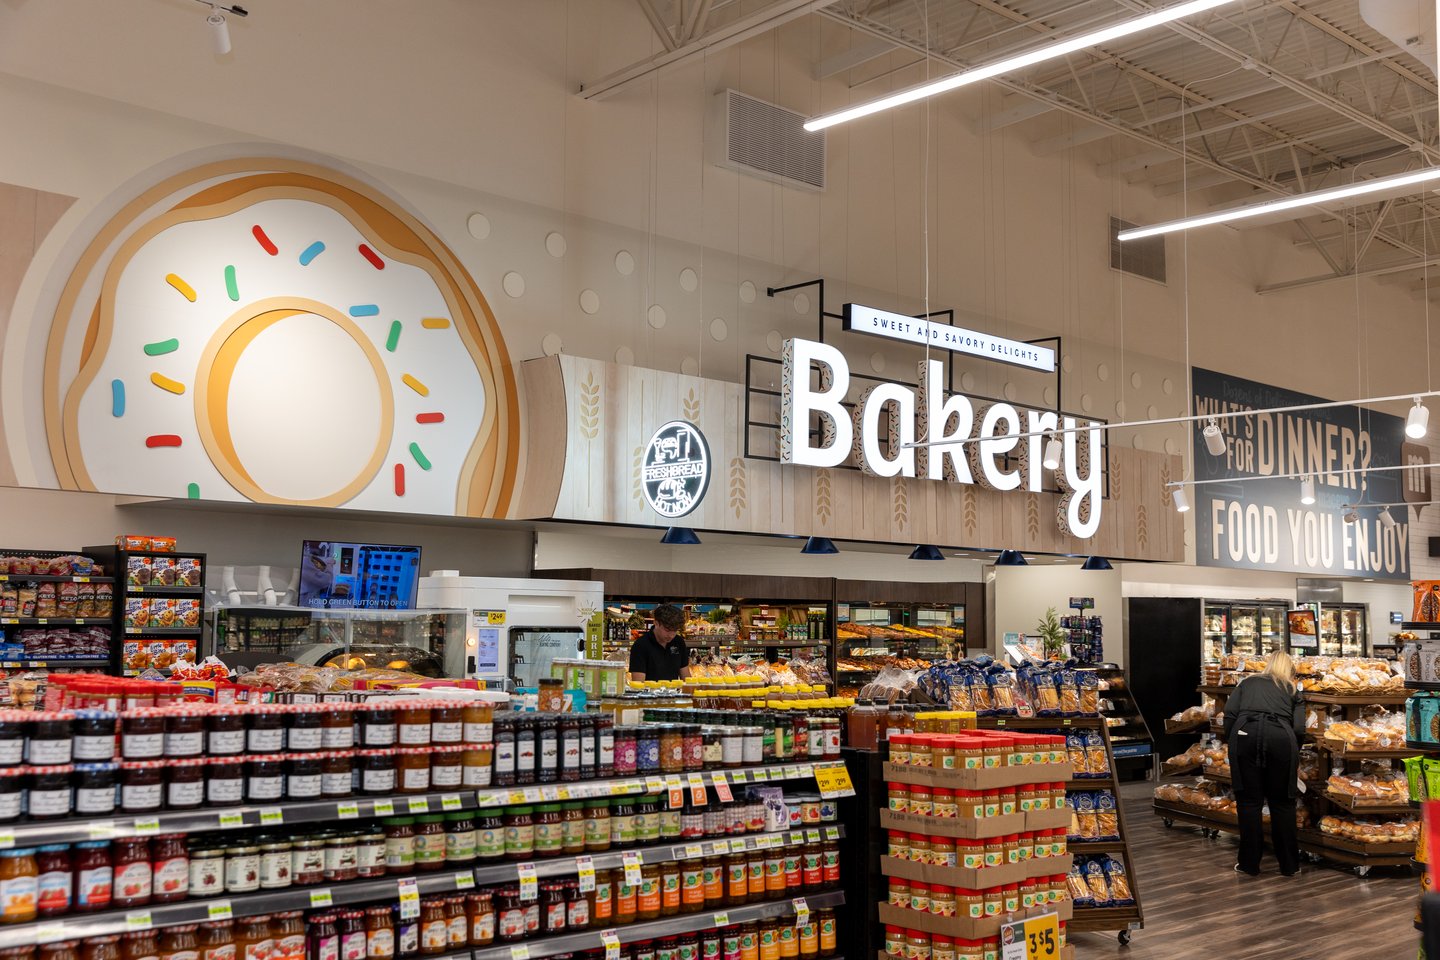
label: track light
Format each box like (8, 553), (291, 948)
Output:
(1203, 418), (1226, 457)
(660, 527), (701, 545)
(207, 6), (231, 55)
(909, 544), (945, 561)
(995, 549), (1029, 566)
(800, 536), (838, 555)
(1173, 488), (1190, 513)
(1081, 556), (1113, 571)
(1300, 477), (1316, 505)
(1042, 433), (1062, 471)
(1343, 506), (1358, 524)
(1408, 398), (1430, 439)
(1380, 508), (1397, 532)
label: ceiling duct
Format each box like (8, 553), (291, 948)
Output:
(708, 90), (826, 192)
(1359, 0), (1436, 76)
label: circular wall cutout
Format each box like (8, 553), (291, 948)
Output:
(541, 333), (563, 356)
(1061, 354), (1073, 373)
(545, 232), (567, 258)
(1130, 371), (1143, 390)
(502, 272), (525, 298)
(466, 213), (491, 240)
(794, 293), (810, 314)
(681, 356), (699, 376)
(961, 371), (976, 392)
(615, 347), (634, 365)
(1081, 394), (1093, 413)
(647, 305), (667, 329)
(1096, 363), (1109, 382)
(710, 317), (728, 341)
(578, 289), (600, 315)
(1161, 378), (1174, 395)
(1003, 382), (1016, 401)
(679, 268), (698, 293)
(871, 353), (886, 374)
(615, 251), (635, 276)
(1042, 386), (1055, 406)
(766, 331), (782, 353)
(739, 281), (757, 303)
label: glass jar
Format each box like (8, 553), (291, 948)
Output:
(356, 831), (385, 878)
(163, 714), (204, 759)
(561, 802), (586, 855)
(272, 913), (304, 960)
(431, 707), (463, 745)
(468, 892), (495, 947)
(0, 719), (20, 767)
(398, 708), (432, 747)
(414, 816), (447, 871)
(493, 717), (517, 787)
(613, 726), (637, 776)
(476, 812), (504, 861)
(165, 762), (204, 810)
(541, 882), (567, 935)
(245, 757), (284, 802)
(504, 807), (534, 861)
(29, 770), (70, 819)
(321, 710), (354, 750)
(419, 900), (447, 956)
(111, 838), (151, 909)
(286, 758), (322, 800)
(397, 753), (430, 794)
(35, 845), (70, 918)
(259, 839), (292, 890)
(366, 906), (395, 960)
(444, 897), (468, 948)
(443, 813), (476, 864)
(321, 754), (352, 798)
(223, 845), (260, 894)
(74, 841), (112, 912)
(234, 917), (272, 960)
(156, 928), (195, 960)
(189, 849), (224, 899)
(324, 835), (359, 883)
(0, 848), (38, 923)
(584, 800), (611, 852)
(359, 752), (397, 795)
(123, 930), (160, 960)
(462, 703), (493, 747)
(27, 717), (72, 766)
(291, 840), (325, 886)
(198, 922), (234, 960)
(534, 804), (564, 857)
(559, 717), (582, 782)
(205, 712), (245, 757)
(151, 834), (189, 903)
(306, 914), (337, 960)
(361, 709), (397, 748)
(383, 818), (416, 875)
(431, 752), (462, 789)
(461, 749), (492, 789)
(121, 714), (165, 760)
(206, 760), (245, 806)
(246, 713), (284, 754)
(494, 889), (524, 943)
(536, 717), (559, 784)
(286, 711), (323, 753)
(335, 911), (364, 960)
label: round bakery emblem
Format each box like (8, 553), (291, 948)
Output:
(642, 420), (710, 519)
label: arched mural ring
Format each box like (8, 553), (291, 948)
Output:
(192, 296), (394, 506)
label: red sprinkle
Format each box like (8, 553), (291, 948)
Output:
(394, 463), (405, 496)
(251, 225), (278, 256)
(146, 435), (182, 448)
(358, 244), (384, 270)
(415, 413), (445, 424)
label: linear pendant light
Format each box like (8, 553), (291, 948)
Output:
(803, 0), (1240, 132)
(1118, 166), (1440, 241)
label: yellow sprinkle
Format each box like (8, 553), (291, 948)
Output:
(402, 374), (430, 397)
(421, 317), (451, 329)
(150, 373), (185, 395)
(165, 273), (197, 302)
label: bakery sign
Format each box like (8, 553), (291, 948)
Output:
(641, 420), (711, 519)
(842, 303), (1056, 372)
(779, 338), (1104, 539)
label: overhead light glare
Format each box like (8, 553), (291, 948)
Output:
(1042, 433), (1062, 471)
(1173, 488), (1190, 513)
(1118, 166), (1440, 241)
(1300, 477), (1316, 505)
(1203, 418), (1226, 456)
(1408, 398), (1430, 439)
(803, 0), (1241, 132)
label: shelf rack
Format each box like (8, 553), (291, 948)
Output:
(1091, 664), (1154, 779)
(85, 544), (208, 676)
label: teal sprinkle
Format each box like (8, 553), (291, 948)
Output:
(224, 264), (239, 301)
(186, 482), (200, 500)
(143, 339), (179, 356)
(386, 321), (401, 352)
(409, 443), (432, 471)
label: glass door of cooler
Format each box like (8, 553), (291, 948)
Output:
(1318, 606), (1342, 656)
(1202, 602), (1229, 662)
(1323, 603), (1367, 657)
(1229, 604), (1259, 657)
(1257, 603), (1288, 655)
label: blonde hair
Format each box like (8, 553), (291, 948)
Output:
(1262, 650), (1297, 692)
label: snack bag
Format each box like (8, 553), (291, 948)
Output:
(16, 587), (36, 619)
(1405, 756), (1428, 803)
(1058, 670), (1081, 716)
(1078, 671), (1099, 715)
(989, 670), (1017, 715)
(1066, 863), (1094, 906)
(1084, 731), (1108, 775)
(57, 583), (79, 618)
(970, 672), (993, 715)
(94, 582), (113, 618)
(1094, 791), (1120, 840)
(1101, 857), (1133, 905)
(1066, 733), (1088, 776)
(1072, 792), (1099, 840)
(1083, 859), (1111, 905)
(0, 586), (16, 617)
(1033, 672), (1061, 716)
(75, 582), (95, 619)
(948, 674), (974, 712)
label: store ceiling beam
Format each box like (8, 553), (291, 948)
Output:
(1032, 123), (1117, 156)
(1097, 149), (1177, 177)
(813, 36), (894, 79)
(1256, 254), (1440, 294)
(679, 0), (715, 44)
(579, 0), (840, 100)
(1152, 169), (1236, 197)
(1273, 0), (1437, 96)
(976, 95), (1054, 132)
(634, 0), (678, 51)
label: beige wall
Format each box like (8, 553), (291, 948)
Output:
(992, 565), (1124, 667)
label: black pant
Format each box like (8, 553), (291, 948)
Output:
(1231, 721), (1299, 874)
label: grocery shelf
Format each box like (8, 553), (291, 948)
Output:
(0, 575), (113, 584)
(1066, 840), (1127, 854)
(1196, 685), (1233, 697)
(123, 627), (202, 636)
(1162, 717), (1209, 735)
(1068, 905), (1142, 932)
(1406, 680), (1440, 692)
(987, 716), (1103, 729)
(471, 891), (847, 960)
(0, 657), (110, 669)
(1296, 828), (1414, 867)
(1322, 791), (1413, 816)
(1405, 740), (1440, 752)
(128, 585), (204, 595)
(1318, 739), (1420, 760)
(1068, 776), (1115, 790)
(1302, 692), (1410, 707)
(0, 760), (848, 846)
(1199, 767), (1230, 783)
(0, 617), (109, 626)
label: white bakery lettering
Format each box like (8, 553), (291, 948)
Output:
(779, 337), (1103, 539)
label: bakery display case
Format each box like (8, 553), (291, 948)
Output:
(210, 604), (466, 676)
(834, 600), (964, 695)
(1202, 599), (1288, 661)
(1320, 603), (1369, 657)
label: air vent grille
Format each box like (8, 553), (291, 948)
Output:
(1110, 216), (1166, 284)
(714, 90), (826, 191)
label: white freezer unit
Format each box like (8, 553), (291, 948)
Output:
(416, 573), (605, 685)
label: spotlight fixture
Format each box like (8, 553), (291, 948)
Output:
(800, 536), (838, 555)
(909, 544), (945, 561)
(1300, 477), (1316, 505)
(1203, 418), (1226, 457)
(1343, 506), (1358, 524)
(995, 549), (1029, 566)
(1408, 398), (1430, 439)
(1380, 508), (1397, 531)
(660, 527), (701, 545)
(194, 0), (247, 55)
(1042, 433), (1062, 471)
(1081, 556), (1113, 571)
(1173, 487), (1190, 513)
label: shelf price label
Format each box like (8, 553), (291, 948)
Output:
(712, 773), (734, 805)
(601, 930), (621, 960)
(207, 900), (234, 922)
(683, 844), (704, 860)
(132, 817), (161, 835)
(398, 879), (420, 920)
(373, 800), (396, 817)
(510, 947), (529, 960)
(1000, 912), (1059, 960)
(824, 827), (839, 841)
(336, 802), (361, 820)
(791, 898), (809, 928)
(126, 911), (153, 931)
(645, 775), (665, 795)
(36, 923), (67, 944)
(666, 776), (685, 810)
(518, 862), (539, 901)
(455, 872), (476, 890)
(259, 808), (284, 826)
(805, 829), (821, 844)
(309, 889), (334, 909)
(712, 912), (731, 928)
(540, 785), (560, 802)
(0, 832), (14, 851)
(408, 797), (430, 814)
(622, 851), (644, 887)
(813, 765), (854, 799)
(442, 794), (463, 811)
(576, 855), (596, 893)
(687, 773), (708, 806)
(217, 812), (244, 830)
(478, 792), (505, 808)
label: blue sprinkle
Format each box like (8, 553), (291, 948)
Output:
(349, 304), (380, 317)
(298, 241), (326, 266)
(111, 380), (125, 417)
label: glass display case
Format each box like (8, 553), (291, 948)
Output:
(834, 601), (964, 695)
(1319, 603), (1368, 657)
(1202, 600), (1288, 661)
(211, 605), (467, 676)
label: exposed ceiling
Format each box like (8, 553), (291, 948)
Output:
(597, 0), (1440, 295)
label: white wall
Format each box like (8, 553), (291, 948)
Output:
(991, 565), (1123, 666)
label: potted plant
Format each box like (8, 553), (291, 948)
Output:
(1037, 607), (1067, 659)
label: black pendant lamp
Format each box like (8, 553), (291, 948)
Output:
(1081, 556), (1113, 571)
(660, 527), (701, 545)
(995, 549), (1028, 566)
(801, 537), (839, 555)
(909, 544), (945, 561)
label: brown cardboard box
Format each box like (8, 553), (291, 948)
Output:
(881, 852), (1074, 889)
(880, 809), (1026, 839)
(876, 899), (1073, 941)
(1025, 807), (1071, 831)
(882, 761), (1073, 790)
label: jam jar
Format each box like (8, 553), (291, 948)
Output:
(245, 758), (284, 802)
(361, 709), (397, 748)
(206, 711), (245, 756)
(0, 719), (22, 767)
(321, 710), (354, 750)
(246, 713), (284, 754)
(286, 758), (322, 799)
(26, 716), (72, 766)
(121, 714), (165, 760)
(206, 760), (245, 806)
(120, 764), (162, 814)
(286, 711), (323, 752)
(165, 761), (205, 810)
(164, 714), (204, 759)
(431, 707), (462, 745)
(151, 834), (189, 904)
(359, 752), (397, 795)
(322, 755), (353, 798)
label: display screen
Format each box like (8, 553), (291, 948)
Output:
(1287, 609), (1318, 650)
(298, 540), (422, 610)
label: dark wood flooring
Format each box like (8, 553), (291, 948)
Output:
(1067, 781), (1420, 959)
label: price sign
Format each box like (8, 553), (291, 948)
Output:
(1000, 913), (1060, 960)
(688, 773), (708, 806)
(208, 900), (234, 922)
(442, 794), (463, 811)
(540, 785), (560, 802)
(86, 822), (114, 841)
(259, 808), (284, 826)
(337, 802), (360, 820)
(510, 947), (529, 960)
(622, 851), (644, 887)
(310, 889), (334, 908)
(667, 776), (685, 810)
(509, 790), (529, 805)
(373, 800), (396, 817)
(398, 879), (420, 920)
(518, 862), (539, 901)
(478, 791), (503, 807)
(805, 829), (821, 844)
(36, 923), (67, 944)
(456, 872), (476, 890)
(609, 782), (630, 797)
(576, 855), (596, 893)
(824, 827), (839, 841)
(713, 912), (731, 928)
(713, 772), (734, 804)
(813, 765), (854, 799)
(217, 812), (244, 830)
(126, 911), (153, 931)
(133, 817), (160, 835)
(601, 929), (621, 960)
(684, 844), (704, 860)
(791, 898), (809, 928)
(645, 775), (665, 795)
(408, 797), (430, 814)
(557, 786), (572, 800)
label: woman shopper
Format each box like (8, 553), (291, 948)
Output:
(1223, 650), (1304, 876)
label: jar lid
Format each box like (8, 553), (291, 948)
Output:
(509, 806), (534, 814)
(382, 817), (417, 826)
(415, 814), (446, 823)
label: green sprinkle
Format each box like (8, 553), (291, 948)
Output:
(224, 264), (239, 301)
(409, 443), (432, 471)
(186, 482), (200, 500)
(386, 321), (401, 352)
(143, 339), (179, 356)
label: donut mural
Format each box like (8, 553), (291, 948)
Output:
(40, 158), (519, 517)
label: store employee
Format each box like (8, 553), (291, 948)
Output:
(628, 603), (691, 682)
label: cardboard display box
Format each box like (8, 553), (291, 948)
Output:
(881, 852), (1075, 889)
(879, 804), (1072, 839)
(876, 899), (1074, 941)
(882, 761), (1073, 790)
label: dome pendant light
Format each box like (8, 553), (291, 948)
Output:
(995, 549), (1028, 566)
(1081, 556), (1113, 571)
(660, 527), (701, 545)
(1300, 477), (1316, 505)
(801, 537), (838, 555)
(1408, 398), (1430, 439)
(909, 544), (945, 561)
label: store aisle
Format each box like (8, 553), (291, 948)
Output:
(1068, 782), (1417, 959)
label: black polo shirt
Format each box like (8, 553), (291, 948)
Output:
(628, 628), (689, 681)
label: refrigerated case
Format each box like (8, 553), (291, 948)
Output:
(834, 600), (964, 695)
(1319, 603), (1368, 657)
(1202, 600), (1289, 661)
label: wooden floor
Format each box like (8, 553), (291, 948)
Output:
(1067, 781), (1420, 960)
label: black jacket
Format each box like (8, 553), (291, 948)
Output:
(1223, 674), (1305, 798)
(1222, 675), (1304, 739)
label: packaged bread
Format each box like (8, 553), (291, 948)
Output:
(1083, 859), (1111, 904)
(93, 582), (112, 618)
(1095, 790), (1120, 839)
(75, 582), (95, 619)
(57, 583), (78, 618)
(1072, 792), (1099, 840)
(1066, 864), (1094, 905)
(16, 587), (36, 619)
(1058, 670), (1081, 715)
(1102, 857), (1134, 904)
(1084, 732), (1108, 774)
(35, 583), (57, 619)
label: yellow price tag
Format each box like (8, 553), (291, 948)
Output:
(688, 773), (708, 806)
(576, 855), (596, 893)
(1000, 912), (1060, 960)
(666, 775), (685, 810)
(207, 900), (233, 922)
(488, 611), (507, 625)
(622, 851), (643, 887)
(398, 879), (420, 920)
(601, 930), (621, 960)
(442, 794), (463, 811)
(373, 800), (395, 817)
(813, 764), (854, 799)
(310, 889), (334, 908)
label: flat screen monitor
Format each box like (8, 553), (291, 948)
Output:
(298, 540), (422, 610)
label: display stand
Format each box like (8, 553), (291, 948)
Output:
(0, 547), (116, 673)
(86, 544), (206, 676)
(1092, 664), (1154, 781)
(978, 716), (1144, 945)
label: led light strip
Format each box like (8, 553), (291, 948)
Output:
(804, 0), (1241, 132)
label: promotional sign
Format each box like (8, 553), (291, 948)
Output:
(781, 338), (1103, 538)
(1287, 608), (1318, 651)
(1069, 597), (1095, 611)
(1000, 912), (1059, 959)
(641, 420), (711, 519)
(1191, 368), (1411, 580)
(842, 303), (1056, 372)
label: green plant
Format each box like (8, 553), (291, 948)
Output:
(1037, 607), (1067, 658)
